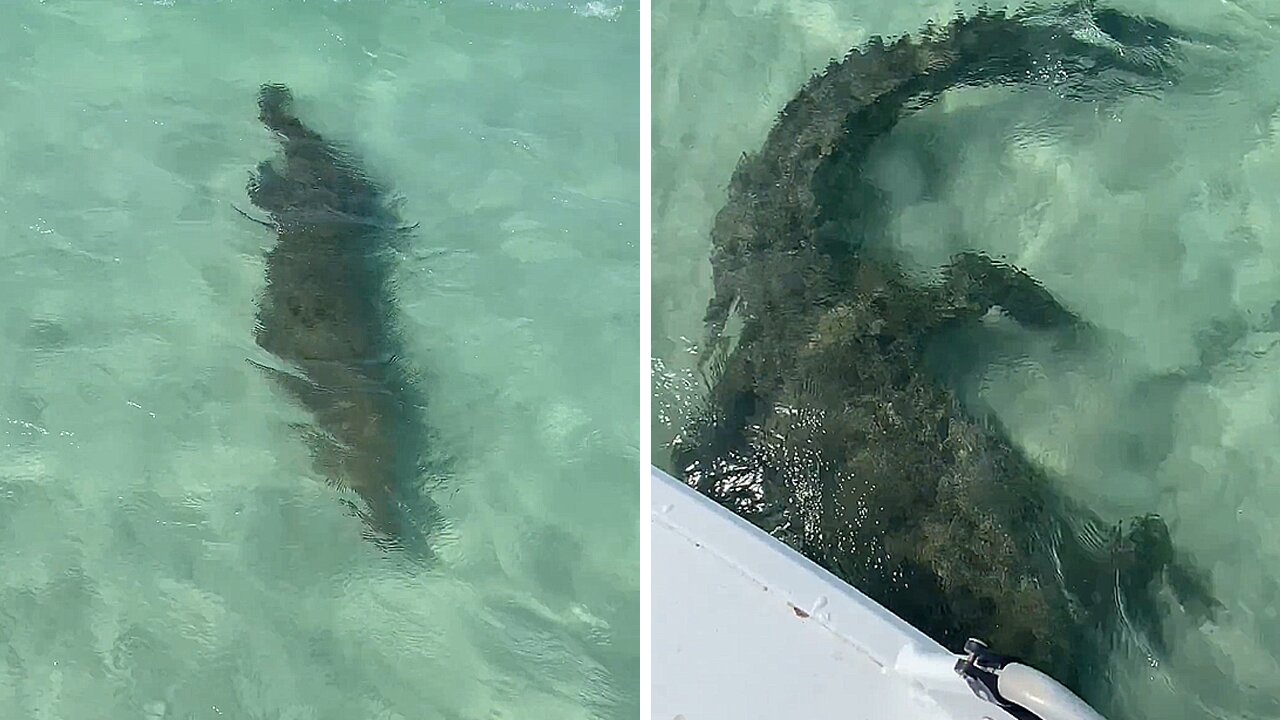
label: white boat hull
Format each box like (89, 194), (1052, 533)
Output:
(652, 465), (1020, 720)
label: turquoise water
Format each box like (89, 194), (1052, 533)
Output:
(1, 2), (638, 719)
(654, 1), (1280, 718)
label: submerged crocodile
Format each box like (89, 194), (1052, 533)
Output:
(245, 83), (437, 552)
(672, 6), (1217, 705)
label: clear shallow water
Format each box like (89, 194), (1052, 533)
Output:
(1, 2), (638, 719)
(654, 1), (1280, 718)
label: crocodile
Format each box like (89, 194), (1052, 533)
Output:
(246, 83), (438, 552)
(671, 6), (1218, 705)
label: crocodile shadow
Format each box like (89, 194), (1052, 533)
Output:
(245, 83), (438, 553)
(672, 5), (1219, 705)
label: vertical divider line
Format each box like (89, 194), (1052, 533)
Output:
(639, 0), (654, 715)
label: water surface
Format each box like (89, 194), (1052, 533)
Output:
(653, 1), (1280, 717)
(1, 2), (639, 718)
